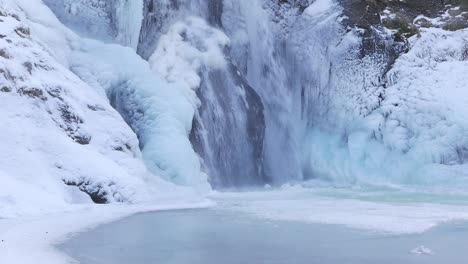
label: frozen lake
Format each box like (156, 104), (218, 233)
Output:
(60, 208), (468, 264)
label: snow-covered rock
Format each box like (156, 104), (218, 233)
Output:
(0, 0), (198, 217)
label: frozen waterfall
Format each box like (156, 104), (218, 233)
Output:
(40, 0), (468, 190)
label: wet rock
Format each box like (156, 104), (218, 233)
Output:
(137, 0), (181, 59)
(57, 103), (92, 145)
(414, 17), (436, 28)
(1, 86), (11, 92)
(63, 180), (109, 204)
(443, 16), (468, 30)
(11, 13), (20, 21)
(72, 134), (91, 145)
(383, 12), (420, 38)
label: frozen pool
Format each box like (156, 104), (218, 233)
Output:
(60, 208), (468, 264)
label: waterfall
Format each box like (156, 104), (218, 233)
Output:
(40, 0), (468, 190)
(133, 0), (351, 187)
(40, 0), (394, 188)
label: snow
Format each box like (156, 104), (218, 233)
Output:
(304, 0), (335, 17)
(1, 0), (143, 214)
(0, 0), (209, 219)
(18, 0), (211, 191)
(411, 245), (434, 255)
(149, 16), (229, 90)
(299, 26), (468, 188)
(378, 28), (468, 163)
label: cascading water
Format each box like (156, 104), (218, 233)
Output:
(60, 0), (403, 188)
(190, 62), (266, 188)
(137, 0), (270, 187)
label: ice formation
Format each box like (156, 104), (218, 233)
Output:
(0, 0), (467, 216)
(0, 0), (202, 217)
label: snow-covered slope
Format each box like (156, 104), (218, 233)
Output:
(0, 0), (202, 217)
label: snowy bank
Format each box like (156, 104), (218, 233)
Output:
(0, 200), (213, 264)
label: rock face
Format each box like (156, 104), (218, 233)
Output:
(340, 0), (468, 54)
(138, 0), (181, 59)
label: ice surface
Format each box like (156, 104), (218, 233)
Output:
(213, 187), (468, 234)
(61, 207), (468, 264)
(0, 201), (212, 264)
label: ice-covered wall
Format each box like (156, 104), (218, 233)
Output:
(43, 0), (143, 49)
(110, 0), (144, 49)
(21, 0), (468, 191)
(219, 0), (468, 188)
(296, 1), (468, 188)
(129, 0), (468, 189)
